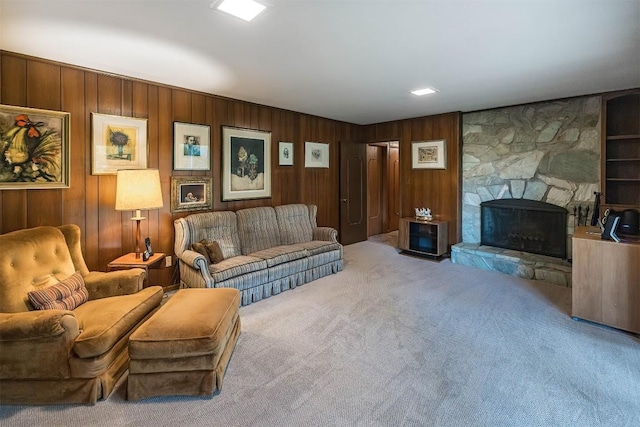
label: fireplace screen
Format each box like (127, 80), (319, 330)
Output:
(481, 199), (567, 259)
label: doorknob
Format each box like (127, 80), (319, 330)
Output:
(341, 199), (347, 202)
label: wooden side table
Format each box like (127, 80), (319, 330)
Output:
(107, 252), (166, 288)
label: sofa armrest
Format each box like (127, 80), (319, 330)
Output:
(313, 226), (338, 242)
(83, 269), (146, 300)
(177, 249), (214, 288)
(0, 311), (79, 379)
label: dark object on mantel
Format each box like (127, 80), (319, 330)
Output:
(620, 209), (639, 236)
(590, 192), (601, 226)
(481, 199), (568, 259)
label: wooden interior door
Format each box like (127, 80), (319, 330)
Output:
(387, 144), (400, 232)
(367, 145), (383, 236)
(339, 141), (367, 245)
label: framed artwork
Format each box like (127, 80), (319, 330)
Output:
(305, 141), (329, 168)
(91, 113), (147, 175)
(279, 142), (293, 166)
(0, 104), (70, 189)
(412, 139), (446, 169)
(171, 176), (213, 212)
(173, 122), (211, 171)
(222, 126), (271, 201)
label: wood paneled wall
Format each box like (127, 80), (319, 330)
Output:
(0, 52), (357, 285)
(363, 113), (462, 247)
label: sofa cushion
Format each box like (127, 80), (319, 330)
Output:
(248, 245), (308, 268)
(274, 204), (313, 245)
(295, 240), (342, 256)
(209, 256), (267, 283)
(215, 235), (240, 260)
(236, 207), (281, 254)
(191, 241), (212, 264)
(72, 286), (163, 358)
(204, 240), (225, 263)
(27, 272), (89, 311)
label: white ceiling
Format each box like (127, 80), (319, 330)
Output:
(1, 0), (639, 125)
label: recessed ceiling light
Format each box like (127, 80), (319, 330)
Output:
(214, 0), (266, 22)
(410, 87), (438, 96)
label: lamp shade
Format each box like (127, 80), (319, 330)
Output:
(115, 169), (163, 211)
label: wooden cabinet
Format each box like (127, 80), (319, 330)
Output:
(398, 218), (448, 257)
(572, 226), (640, 334)
(601, 90), (640, 209)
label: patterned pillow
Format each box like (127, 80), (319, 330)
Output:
(28, 272), (89, 311)
(215, 235), (240, 260)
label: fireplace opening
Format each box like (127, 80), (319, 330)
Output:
(481, 199), (567, 259)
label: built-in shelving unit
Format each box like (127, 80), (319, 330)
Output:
(602, 90), (640, 208)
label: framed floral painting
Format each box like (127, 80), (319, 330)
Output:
(0, 104), (70, 189)
(91, 113), (147, 175)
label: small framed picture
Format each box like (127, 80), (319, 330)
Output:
(412, 139), (446, 169)
(91, 113), (148, 175)
(171, 176), (213, 212)
(173, 122), (211, 171)
(305, 141), (329, 168)
(279, 142), (294, 166)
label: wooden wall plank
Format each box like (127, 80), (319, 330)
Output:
(26, 60), (62, 227)
(1, 55), (28, 232)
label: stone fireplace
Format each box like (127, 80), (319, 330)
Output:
(451, 95), (601, 287)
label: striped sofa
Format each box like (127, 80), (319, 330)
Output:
(174, 204), (343, 305)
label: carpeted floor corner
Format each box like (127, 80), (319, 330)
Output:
(2, 232), (639, 426)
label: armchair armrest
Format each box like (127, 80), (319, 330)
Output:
(83, 269), (145, 300)
(313, 226), (338, 242)
(176, 249), (214, 288)
(0, 311), (79, 379)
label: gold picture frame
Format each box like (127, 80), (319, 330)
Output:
(171, 176), (213, 212)
(0, 104), (70, 189)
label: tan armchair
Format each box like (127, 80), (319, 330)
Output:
(0, 225), (163, 404)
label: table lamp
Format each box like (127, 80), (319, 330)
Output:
(115, 169), (164, 258)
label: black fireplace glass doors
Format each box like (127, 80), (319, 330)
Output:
(481, 199), (567, 259)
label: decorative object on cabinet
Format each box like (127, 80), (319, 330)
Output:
(115, 169), (164, 258)
(221, 126), (271, 201)
(0, 104), (70, 189)
(415, 207), (433, 221)
(305, 141), (329, 168)
(601, 90), (640, 208)
(411, 139), (446, 169)
(91, 113), (147, 175)
(173, 122), (211, 171)
(398, 217), (448, 257)
(279, 141), (294, 166)
(171, 175), (213, 212)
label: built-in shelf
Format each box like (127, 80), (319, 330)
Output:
(602, 90), (640, 208)
(606, 134), (640, 140)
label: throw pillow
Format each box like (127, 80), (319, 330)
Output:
(191, 241), (212, 264)
(28, 272), (89, 311)
(203, 240), (225, 263)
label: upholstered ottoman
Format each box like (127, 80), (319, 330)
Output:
(127, 288), (241, 400)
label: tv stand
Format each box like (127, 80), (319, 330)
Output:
(398, 218), (448, 258)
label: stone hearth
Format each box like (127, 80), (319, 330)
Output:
(451, 243), (572, 287)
